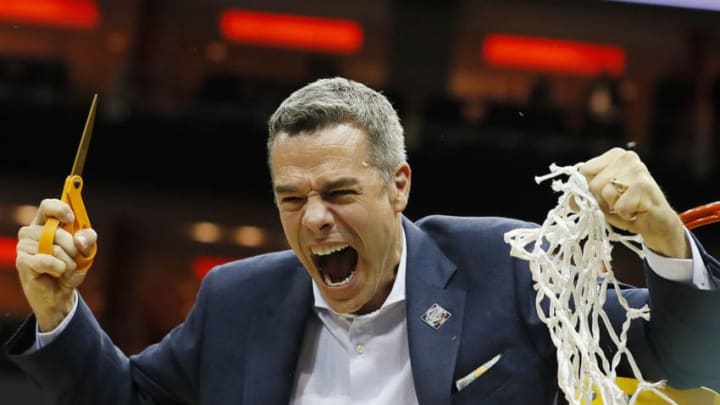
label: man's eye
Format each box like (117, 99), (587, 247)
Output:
(330, 190), (355, 197)
(280, 196), (304, 206)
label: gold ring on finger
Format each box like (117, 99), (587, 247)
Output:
(610, 178), (628, 194)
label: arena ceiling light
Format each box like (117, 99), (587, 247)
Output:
(219, 10), (364, 54)
(0, 236), (16, 269)
(482, 34), (626, 77)
(192, 255), (236, 280)
(605, 0), (720, 12)
(0, 0), (99, 30)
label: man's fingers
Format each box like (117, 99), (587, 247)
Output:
(31, 199), (75, 226)
(18, 224), (78, 258)
(60, 268), (88, 289)
(16, 220), (95, 281)
(579, 148), (644, 186)
(16, 250), (66, 279)
(579, 147), (626, 181)
(74, 228), (97, 257)
(586, 173), (618, 212)
(17, 228), (78, 275)
(595, 183), (613, 213)
(613, 186), (648, 221)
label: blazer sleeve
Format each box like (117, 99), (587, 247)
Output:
(641, 238), (720, 391)
(4, 272), (213, 405)
(597, 234), (720, 393)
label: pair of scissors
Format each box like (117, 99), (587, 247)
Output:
(37, 94), (98, 273)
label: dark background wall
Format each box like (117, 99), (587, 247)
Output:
(0, 1), (719, 403)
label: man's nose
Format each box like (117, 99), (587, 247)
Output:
(302, 197), (333, 234)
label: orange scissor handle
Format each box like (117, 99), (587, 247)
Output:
(679, 201), (720, 230)
(38, 174), (97, 273)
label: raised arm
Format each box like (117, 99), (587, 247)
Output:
(15, 198), (97, 332)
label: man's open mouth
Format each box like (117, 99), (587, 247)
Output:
(311, 244), (358, 287)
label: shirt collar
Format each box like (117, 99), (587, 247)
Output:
(312, 225), (407, 314)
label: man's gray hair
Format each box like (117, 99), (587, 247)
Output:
(267, 77), (406, 184)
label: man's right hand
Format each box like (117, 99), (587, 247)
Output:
(15, 199), (97, 332)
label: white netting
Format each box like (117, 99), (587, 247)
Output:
(503, 163), (676, 405)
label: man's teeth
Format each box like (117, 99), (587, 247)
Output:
(311, 244), (354, 287)
(312, 244), (349, 256)
(324, 271), (354, 287)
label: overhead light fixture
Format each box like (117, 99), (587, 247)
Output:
(192, 255), (236, 280)
(219, 9), (363, 54)
(189, 221), (222, 243)
(482, 34), (626, 76)
(0, 0), (99, 30)
(233, 225), (266, 247)
(13, 205), (37, 225)
(0, 236), (16, 269)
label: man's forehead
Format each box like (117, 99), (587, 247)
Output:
(274, 123), (367, 144)
(271, 133), (370, 170)
(273, 175), (363, 194)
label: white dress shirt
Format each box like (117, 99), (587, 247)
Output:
(646, 228), (711, 289)
(290, 228), (419, 405)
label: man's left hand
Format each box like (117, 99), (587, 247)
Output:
(580, 147), (689, 259)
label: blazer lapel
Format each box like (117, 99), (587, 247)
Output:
(244, 267), (313, 405)
(243, 218), (466, 404)
(404, 218), (466, 405)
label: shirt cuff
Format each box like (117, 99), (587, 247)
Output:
(644, 228), (711, 290)
(30, 290), (79, 353)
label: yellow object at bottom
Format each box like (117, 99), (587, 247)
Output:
(587, 377), (720, 405)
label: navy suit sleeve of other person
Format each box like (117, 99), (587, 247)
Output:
(5, 215), (720, 405)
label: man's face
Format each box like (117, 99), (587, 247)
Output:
(270, 123), (410, 314)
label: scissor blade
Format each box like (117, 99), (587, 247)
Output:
(71, 93), (98, 176)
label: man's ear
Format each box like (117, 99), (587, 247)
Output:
(392, 163), (411, 212)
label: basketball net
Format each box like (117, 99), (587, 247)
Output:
(503, 163), (677, 405)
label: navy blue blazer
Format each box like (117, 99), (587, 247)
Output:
(6, 215), (720, 404)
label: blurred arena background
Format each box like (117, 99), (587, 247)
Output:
(0, 0), (718, 402)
